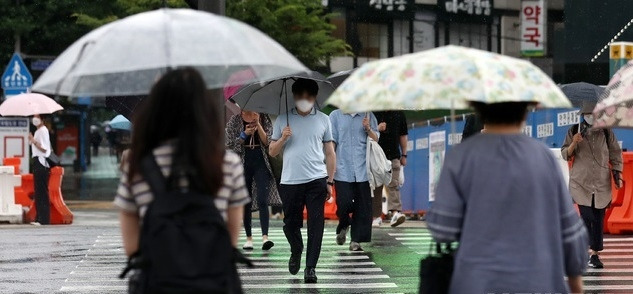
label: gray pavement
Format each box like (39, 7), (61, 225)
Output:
(2, 209), (633, 293)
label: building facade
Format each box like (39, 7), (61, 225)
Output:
(328, 0), (564, 79)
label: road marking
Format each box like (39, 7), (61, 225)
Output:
(584, 285), (633, 291)
(582, 276), (633, 281)
(395, 237), (433, 241)
(244, 261), (376, 267)
(59, 285), (126, 291)
(241, 283), (398, 289)
(238, 268), (383, 273)
(388, 233), (432, 237)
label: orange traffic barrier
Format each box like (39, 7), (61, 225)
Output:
(303, 185), (338, 220)
(607, 152), (633, 234)
(26, 167), (73, 225)
(3, 158), (34, 208)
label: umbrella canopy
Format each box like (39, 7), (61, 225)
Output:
(109, 115), (132, 131)
(327, 69), (355, 89)
(32, 8), (308, 97)
(105, 96), (144, 120)
(560, 82), (604, 108)
(326, 45), (571, 113)
(0, 93), (64, 116)
(593, 61), (633, 128)
(230, 72), (334, 115)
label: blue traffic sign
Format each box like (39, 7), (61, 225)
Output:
(2, 53), (33, 96)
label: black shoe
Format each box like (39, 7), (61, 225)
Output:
(589, 255), (604, 269)
(304, 267), (317, 283)
(289, 252), (301, 275)
(262, 240), (275, 251)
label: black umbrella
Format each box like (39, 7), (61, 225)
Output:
(230, 71), (334, 125)
(560, 82), (604, 108)
(327, 69), (356, 89)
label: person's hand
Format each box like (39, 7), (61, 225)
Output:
(400, 156), (407, 166)
(244, 126), (256, 136)
(326, 184), (333, 201)
(28, 133), (34, 144)
(572, 133), (583, 144)
(617, 179), (624, 189)
(281, 126), (292, 140)
(378, 122), (387, 132)
(362, 117), (370, 131)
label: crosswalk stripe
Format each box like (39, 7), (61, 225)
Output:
(61, 231), (399, 293)
(241, 283), (398, 289)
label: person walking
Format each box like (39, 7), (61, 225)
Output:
(269, 78), (336, 284)
(427, 102), (588, 294)
(29, 114), (51, 225)
(115, 68), (250, 292)
(91, 127), (103, 156)
(330, 110), (378, 251)
(561, 102), (623, 269)
(372, 111), (408, 227)
(226, 110), (282, 251)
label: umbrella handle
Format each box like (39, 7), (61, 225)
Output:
(284, 80), (289, 127)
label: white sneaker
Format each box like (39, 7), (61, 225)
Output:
(271, 213), (282, 220)
(372, 217), (382, 227)
(242, 240), (254, 250)
(30, 222), (41, 226)
(390, 212), (406, 227)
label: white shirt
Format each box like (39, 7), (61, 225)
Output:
(32, 126), (51, 167)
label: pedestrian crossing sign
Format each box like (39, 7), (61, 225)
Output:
(1, 53), (32, 97)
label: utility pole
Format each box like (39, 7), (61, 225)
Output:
(198, 0), (225, 15)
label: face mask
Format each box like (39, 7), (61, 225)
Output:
(295, 99), (314, 113)
(32, 117), (41, 126)
(584, 114), (594, 125)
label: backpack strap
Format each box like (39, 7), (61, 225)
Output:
(141, 154), (168, 199)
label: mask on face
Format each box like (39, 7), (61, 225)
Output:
(295, 99), (314, 113)
(32, 117), (42, 127)
(584, 114), (594, 125)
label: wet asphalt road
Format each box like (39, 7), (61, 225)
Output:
(0, 210), (428, 294)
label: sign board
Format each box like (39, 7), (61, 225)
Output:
(30, 59), (54, 71)
(0, 118), (30, 174)
(520, 0), (547, 57)
(610, 42), (633, 78)
(1, 53), (32, 98)
(557, 110), (580, 127)
(428, 131), (446, 202)
(438, 0), (493, 21)
(356, 0), (413, 20)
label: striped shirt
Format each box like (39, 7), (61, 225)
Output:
(114, 143), (250, 221)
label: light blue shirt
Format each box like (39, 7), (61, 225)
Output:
(329, 110), (378, 183)
(272, 108), (333, 185)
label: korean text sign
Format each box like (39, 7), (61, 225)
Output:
(521, 0), (547, 57)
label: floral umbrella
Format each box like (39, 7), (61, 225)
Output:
(326, 45), (571, 113)
(593, 61), (633, 128)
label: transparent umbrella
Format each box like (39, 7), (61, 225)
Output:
(32, 8), (308, 97)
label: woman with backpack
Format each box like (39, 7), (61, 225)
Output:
(226, 110), (282, 251)
(115, 68), (250, 293)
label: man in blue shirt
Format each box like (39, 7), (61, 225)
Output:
(329, 110), (378, 251)
(269, 78), (336, 284)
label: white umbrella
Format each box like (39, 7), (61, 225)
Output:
(32, 8), (308, 97)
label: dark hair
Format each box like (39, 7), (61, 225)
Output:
(128, 68), (224, 196)
(291, 78), (319, 97)
(470, 102), (533, 125)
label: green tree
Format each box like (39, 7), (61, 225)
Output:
(227, 0), (351, 69)
(73, 0), (187, 28)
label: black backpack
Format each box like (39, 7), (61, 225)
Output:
(120, 155), (248, 294)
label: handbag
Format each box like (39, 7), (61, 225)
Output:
(419, 242), (455, 294)
(46, 152), (61, 167)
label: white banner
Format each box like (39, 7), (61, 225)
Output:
(0, 118), (30, 174)
(429, 131), (446, 202)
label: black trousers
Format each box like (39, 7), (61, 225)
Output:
(33, 160), (50, 225)
(335, 181), (372, 243)
(578, 196), (605, 252)
(280, 178), (327, 268)
(243, 148), (272, 237)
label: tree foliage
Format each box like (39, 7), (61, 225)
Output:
(0, 0), (349, 71)
(227, 0), (351, 69)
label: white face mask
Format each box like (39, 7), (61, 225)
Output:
(584, 114), (594, 125)
(295, 99), (314, 113)
(32, 117), (42, 127)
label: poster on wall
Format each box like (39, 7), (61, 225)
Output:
(428, 131), (446, 202)
(520, 0), (547, 57)
(56, 124), (79, 165)
(0, 117), (30, 174)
